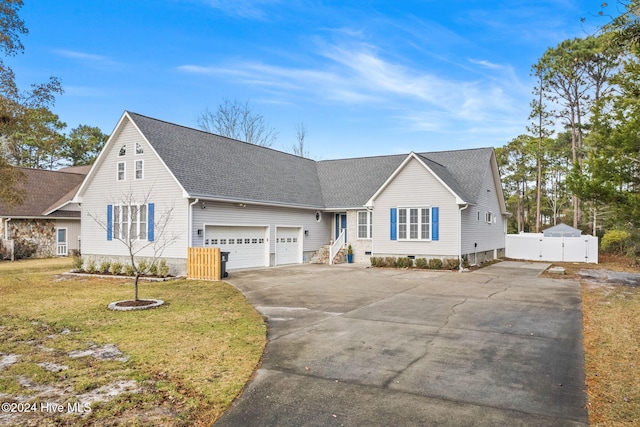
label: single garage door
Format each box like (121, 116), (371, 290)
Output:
(204, 225), (268, 270)
(276, 227), (301, 265)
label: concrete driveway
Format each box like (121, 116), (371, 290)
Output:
(214, 261), (587, 426)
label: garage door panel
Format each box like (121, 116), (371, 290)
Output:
(205, 226), (267, 270)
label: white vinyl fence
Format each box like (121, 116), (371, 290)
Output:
(505, 233), (598, 264)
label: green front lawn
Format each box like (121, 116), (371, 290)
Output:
(0, 258), (266, 426)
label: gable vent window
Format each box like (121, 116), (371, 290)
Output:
(135, 142), (143, 155)
(119, 145), (126, 156)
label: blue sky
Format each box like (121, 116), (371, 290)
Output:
(12, 1), (605, 159)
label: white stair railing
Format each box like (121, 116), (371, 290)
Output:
(329, 229), (346, 265)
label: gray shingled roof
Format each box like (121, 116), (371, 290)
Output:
(129, 112), (325, 208)
(127, 112), (495, 210)
(0, 168), (87, 218)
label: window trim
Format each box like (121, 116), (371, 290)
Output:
(112, 204), (149, 241)
(117, 161), (125, 181)
(135, 142), (144, 155)
(135, 159), (144, 180)
(397, 206), (432, 241)
(357, 210), (373, 239)
(485, 211), (493, 224)
(119, 144), (126, 156)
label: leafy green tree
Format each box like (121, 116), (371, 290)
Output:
(8, 107), (66, 169)
(0, 0), (63, 203)
(497, 135), (537, 233)
(60, 124), (109, 166)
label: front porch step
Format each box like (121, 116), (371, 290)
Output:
(310, 245), (330, 264)
(309, 245), (347, 265)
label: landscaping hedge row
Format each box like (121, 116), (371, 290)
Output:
(73, 256), (171, 278)
(370, 256), (460, 270)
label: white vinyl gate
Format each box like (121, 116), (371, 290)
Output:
(505, 233), (598, 264)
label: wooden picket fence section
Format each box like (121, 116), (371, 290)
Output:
(187, 247), (221, 281)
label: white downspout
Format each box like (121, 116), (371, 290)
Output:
(188, 199), (199, 247)
(458, 204), (469, 272)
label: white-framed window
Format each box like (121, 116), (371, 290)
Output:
(398, 207), (431, 240)
(119, 145), (126, 156)
(135, 160), (144, 180)
(485, 211), (493, 224)
(113, 205), (148, 240)
(135, 142), (144, 155)
(117, 161), (125, 181)
(315, 211), (322, 222)
(357, 210), (373, 239)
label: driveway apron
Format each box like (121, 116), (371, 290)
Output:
(214, 261), (588, 427)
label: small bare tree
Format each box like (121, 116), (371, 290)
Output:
(88, 188), (179, 301)
(291, 122), (310, 158)
(196, 99), (278, 147)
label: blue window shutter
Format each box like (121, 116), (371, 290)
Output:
(107, 205), (113, 240)
(390, 208), (397, 241)
(432, 207), (439, 241)
(148, 203), (155, 241)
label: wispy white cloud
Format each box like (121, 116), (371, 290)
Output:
(178, 38), (529, 140)
(53, 49), (122, 70)
(198, 0), (283, 19)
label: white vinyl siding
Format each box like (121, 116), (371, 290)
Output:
(80, 118), (188, 260)
(192, 201), (330, 257)
(357, 211), (372, 239)
(372, 157), (458, 256)
(460, 157), (506, 255)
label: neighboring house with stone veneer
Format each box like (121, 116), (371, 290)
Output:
(0, 166), (89, 259)
(74, 111), (507, 276)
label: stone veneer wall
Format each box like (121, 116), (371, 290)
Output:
(7, 219), (56, 258)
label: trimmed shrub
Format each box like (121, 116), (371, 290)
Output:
(137, 259), (150, 274)
(442, 258), (460, 270)
(85, 258), (97, 274)
(384, 257), (398, 268)
(415, 258), (428, 269)
(123, 264), (135, 277)
(99, 260), (111, 274)
(110, 261), (123, 275)
(14, 240), (37, 259)
(396, 257), (413, 268)
(157, 259), (170, 278)
(370, 257), (382, 267)
(428, 258), (443, 270)
(149, 262), (158, 277)
(72, 255), (83, 271)
(601, 229), (631, 254)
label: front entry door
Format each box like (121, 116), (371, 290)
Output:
(56, 228), (68, 256)
(335, 213), (347, 242)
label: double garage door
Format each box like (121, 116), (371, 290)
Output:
(204, 225), (301, 270)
